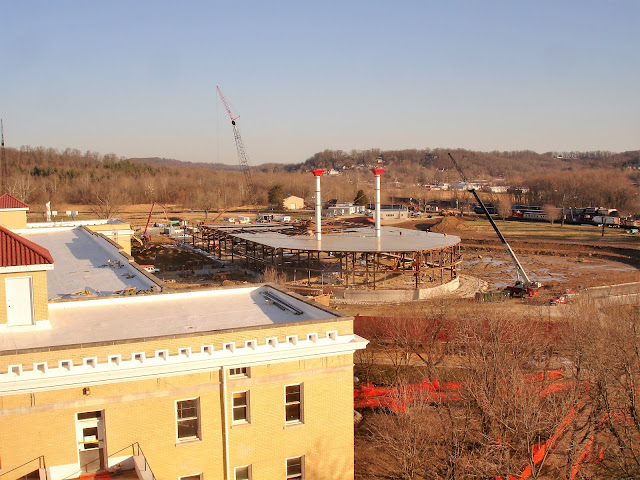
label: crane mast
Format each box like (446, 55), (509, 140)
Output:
(216, 86), (258, 208)
(447, 152), (539, 292)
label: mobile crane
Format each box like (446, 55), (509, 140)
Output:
(141, 201), (170, 243)
(448, 152), (540, 297)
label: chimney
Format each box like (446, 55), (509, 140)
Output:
(312, 169), (325, 241)
(371, 168), (386, 238)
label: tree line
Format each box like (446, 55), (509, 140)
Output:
(1, 145), (638, 217)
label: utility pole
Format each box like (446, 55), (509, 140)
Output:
(1, 119), (6, 193)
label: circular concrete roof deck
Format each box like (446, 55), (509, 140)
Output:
(232, 225), (460, 253)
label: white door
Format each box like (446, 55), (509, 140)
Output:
(76, 411), (107, 473)
(5, 277), (34, 326)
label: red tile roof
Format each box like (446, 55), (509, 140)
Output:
(0, 226), (53, 267)
(0, 193), (29, 209)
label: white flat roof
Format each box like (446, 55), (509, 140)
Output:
(0, 286), (341, 352)
(24, 218), (129, 229)
(22, 227), (159, 299)
(207, 224), (294, 231)
(232, 225), (460, 252)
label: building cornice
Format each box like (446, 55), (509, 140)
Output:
(0, 264), (54, 274)
(0, 333), (368, 396)
(0, 207), (28, 212)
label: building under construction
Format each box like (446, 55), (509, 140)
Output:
(189, 168), (463, 301)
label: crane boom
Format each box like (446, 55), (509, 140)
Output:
(216, 86), (239, 123)
(216, 86), (258, 208)
(447, 153), (538, 290)
(142, 201), (170, 241)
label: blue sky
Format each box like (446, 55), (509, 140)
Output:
(1, 1), (638, 164)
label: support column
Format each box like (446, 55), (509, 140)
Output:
(312, 169), (325, 242)
(373, 254), (377, 290)
(371, 168), (386, 238)
(352, 252), (356, 286)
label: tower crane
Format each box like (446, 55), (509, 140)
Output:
(216, 86), (258, 210)
(447, 152), (540, 297)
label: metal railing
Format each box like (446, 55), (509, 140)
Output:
(0, 455), (46, 479)
(61, 442), (155, 480)
(129, 443), (155, 480)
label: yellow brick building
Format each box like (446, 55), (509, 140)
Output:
(0, 194), (29, 230)
(0, 225), (367, 480)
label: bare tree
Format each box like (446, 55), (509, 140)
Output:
(453, 311), (574, 478)
(497, 198), (513, 221)
(543, 204), (558, 225)
(578, 304), (640, 478)
(355, 304), (452, 383)
(89, 184), (124, 219)
(367, 402), (433, 480)
(8, 175), (32, 202)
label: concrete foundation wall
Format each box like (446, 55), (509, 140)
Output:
(331, 276), (459, 303)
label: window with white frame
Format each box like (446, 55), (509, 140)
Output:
(234, 465), (251, 480)
(179, 475), (202, 480)
(286, 456), (304, 479)
(285, 384), (303, 423)
(229, 367), (249, 377)
(176, 398), (200, 441)
(232, 391), (249, 423)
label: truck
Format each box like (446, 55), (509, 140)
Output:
(257, 213), (274, 223)
(140, 265), (159, 274)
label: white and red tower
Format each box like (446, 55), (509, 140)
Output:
(371, 168), (386, 238)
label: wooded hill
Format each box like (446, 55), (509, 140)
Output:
(300, 148), (640, 182)
(1, 145), (639, 217)
(132, 157), (241, 171)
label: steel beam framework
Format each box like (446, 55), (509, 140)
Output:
(188, 224), (462, 293)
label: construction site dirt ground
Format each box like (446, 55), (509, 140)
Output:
(127, 209), (640, 304)
(133, 237), (259, 289)
(340, 215), (639, 312)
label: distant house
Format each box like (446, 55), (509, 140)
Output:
(282, 194), (304, 210)
(366, 204), (409, 220)
(327, 202), (365, 216)
(487, 185), (509, 193)
(456, 181), (485, 191)
(425, 183), (450, 191)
